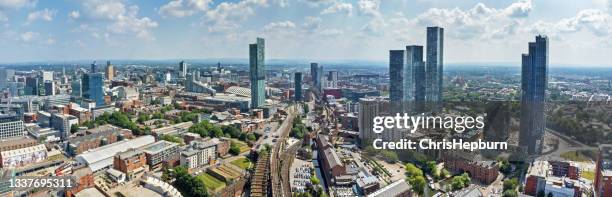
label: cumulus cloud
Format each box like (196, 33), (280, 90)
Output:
(80, 0), (158, 40)
(26, 8), (57, 24)
(158, 0), (212, 18)
(319, 28), (343, 37)
(20, 31), (38, 42)
(357, 0), (380, 17)
(531, 9), (611, 37)
(502, 0), (532, 18)
(204, 0), (268, 33)
(264, 20), (296, 31)
(68, 10), (80, 20)
(303, 16), (321, 32)
(0, 0), (36, 9)
(321, 2), (353, 16)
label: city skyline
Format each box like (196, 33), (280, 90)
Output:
(0, 0), (611, 66)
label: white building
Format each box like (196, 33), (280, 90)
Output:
(180, 140), (217, 170)
(1, 144), (47, 168)
(0, 115), (25, 140)
(75, 135), (155, 172)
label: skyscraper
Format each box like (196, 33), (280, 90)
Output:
(71, 76), (82, 98)
(310, 63), (324, 90)
(294, 72), (302, 102)
(106, 61), (114, 81)
(249, 37), (266, 108)
(426, 26), (444, 105)
(82, 73), (105, 107)
(389, 45), (425, 112)
(179, 61), (187, 78)
(25, 76), (39, 95)
(519, 35), (548, 155)
(91, 61), (98, 73)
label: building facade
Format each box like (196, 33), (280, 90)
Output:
(519, 35), (548, 155)
(82, 73), (105, 107)
(0, 115), (25, 140)
(249, 38), (266, 108)
(426, 26), (444, 105)
(294, 72), (302, 101)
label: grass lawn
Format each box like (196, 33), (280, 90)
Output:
(582, 170), (595, 181)
(231, 139), (250, 153)
(197, 173), (226, 192)
(560, 151), (592, 162)
(230, 157), (253, 170)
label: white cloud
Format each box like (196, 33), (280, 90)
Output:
(321, 2), (353, 16)
(275, 0), (289, 7)
(502, 0), (532, 18)
(80, 0), (158, 40)
(26, 8), (57, 24)
(0, 0), (36, 9)
(264, 20), (296, 31)
(357, 0), (380, 17)
(20, 31), (38, 42)
(319, 28), (343, 37)
(68, 10), (80, 20)
(45, 37), (55, 45)
(532, 9), (611, 37)
(158, 0), (212, 18)
(303, 16), (321, 32)
(204, 0), (268, 33)
(301, 0), (334, 7)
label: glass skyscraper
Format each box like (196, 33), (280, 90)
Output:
(82, 73), (105, 107)
(294, 72), (302, 101)
(310, 63), (323, 90)
(426, 26), (444, 105)
(519, 35), (548, 155)
(389, 45), (425, 113)
(249, 38), (266, 108)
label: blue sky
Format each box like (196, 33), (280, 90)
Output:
(0, 0), (611, 66)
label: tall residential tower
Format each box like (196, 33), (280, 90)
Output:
(519, 35), (548, 155)
(249, 38), (266, 108)
(426, 26), (444, 105)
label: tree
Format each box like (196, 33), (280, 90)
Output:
(503, 178), (519, 191)
(451, 173), (471, 190)
(404, 163), (423, 177)
(246, 133), (257, 141)
(408, 175), (426, 195)
(229, 142), (241, 155)
(70, 124), (79, 134)
(502, 190), (518, 197)
(171, 166), (208, 197)
(303, 104), (309, 113)
(310, 177), (320, 185)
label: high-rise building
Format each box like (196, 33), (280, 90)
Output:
(249, 37), (266, 108)
(179, 61), (187, 78)
(90, 61), (97, 73)
(294, 72), (303, 101)
(310, 63), (323, 90)
(389, 46), (425, 112)
(25, 76), (39, 95)
(519, 35), (548, 155)
(0, 115), (25, 140)
(426, 26), (444, 104)
(0, 69), (15, 82)
(44, 81), (55, 96)
(51, 113), (78, 140)
(42, 71), (53, 81)
(327, 71), (338, 88)
(71, 76), (82, 98)
(105, 61), (114, 81)
(82, 73), (105, 107)
(358, 97), (389, 145)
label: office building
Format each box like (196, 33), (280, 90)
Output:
(249, 37), (266, 108)
(0, 115), (25, 140)
(179, 61), (187, 78)
(44, 81), (55, 96)
(75, 135), (155, 172)
(51, 113), (78, 140)
(42, 71), (53, 81)
(311, 63), (324, 90)
(90, 61), (97, 73)
(82, 73), (105, 107)
(426, 26), (444, 104)
(25, 76), (39, 96)
(105, 61), (114, 81)
(294, 72), (302, 101)
(0, 69), (14, 82)
(71, 76), (82, 98)
(519, 35), (548, 155)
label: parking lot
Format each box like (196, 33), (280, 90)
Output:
(289, 158), (313, 193)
